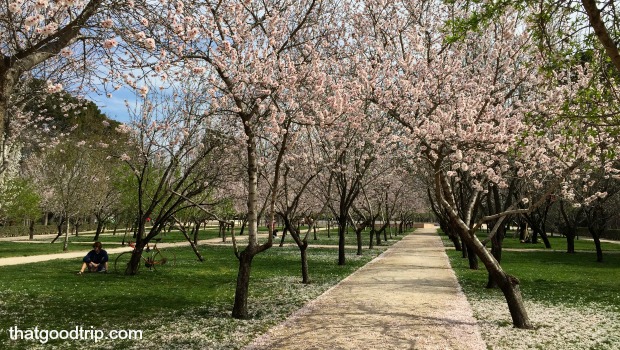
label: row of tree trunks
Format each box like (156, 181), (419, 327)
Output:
(436, 170), (532, 329)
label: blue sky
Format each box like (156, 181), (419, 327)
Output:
(88, 88), (135, 124)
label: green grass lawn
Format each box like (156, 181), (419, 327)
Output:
(0, 236), (396, 349)
(0, 229), (223, 258)
(492, 231), (620, 252)
(448, 248), (620, 309)
(443, 230), (620, 252)
(442, 231), (620, 308)
(0, 241), (90, 257)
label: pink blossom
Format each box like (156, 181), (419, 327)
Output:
(46, 82), (63, 93)
(115, 124), (131, 134)
(144, 38), (156, 51)
(186, 27), (199, 40)
(8, 1), (21, 14)
(101, 19), (113, 28)
(138, 85), (149, 97)
(42, 22), (58, 36)
(103, 39), (118, 49)
(25, 15), (41, 27)
(34, 0), (47, 9)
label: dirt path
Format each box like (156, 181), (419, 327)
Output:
(246, 227), (485, 350)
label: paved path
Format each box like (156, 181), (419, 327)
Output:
(247, 228), (486, 350)
(0, 236), (252, 267)
(0, 233), (368, 267)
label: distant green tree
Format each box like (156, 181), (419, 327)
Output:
(0, 178), (41, 239)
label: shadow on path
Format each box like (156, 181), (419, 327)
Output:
(246, 228), (486, 350)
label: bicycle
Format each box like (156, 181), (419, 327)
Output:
(114, 238), (176, 274)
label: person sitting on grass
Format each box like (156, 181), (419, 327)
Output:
(77, 242), (109, 275)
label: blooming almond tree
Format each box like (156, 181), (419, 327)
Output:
(0, 0), (121, 179)
(26, 141), (96, 250)
(353, 1), (618, 328)
(272, 123), (327, 283)
(106, 0), (347, 318)
(314, 110), (396, 265)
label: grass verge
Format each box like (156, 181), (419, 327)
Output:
(443, 232), (620, 349)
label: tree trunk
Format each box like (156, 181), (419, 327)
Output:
(313, 222), (318, 240)
(125, 224), (147, 275)
(461, 236), (468, 259)
(300, 242), (310, 284)
(239, 219), (246, 236)
(455, 222), (532, 328)
(588, 223), (604, 262)
(183, 227), (204, 262)
(313, 223), (317, 241)
(565, 231), (576, 254)
(466, 242), (478, 270)
(449, 231), (462, 251)
(63, 220), (70, 251)
(279, 227), (287, 247)
(383, 222), (388, 242)
(232, 125), (271, 320)
(232, 250), (254, 319)
(444, 218), (462, 250)
(93, 220), (104, 241)
(51, 218), (65, 244)
(193, 221), (200, 246)
(356, 227), (362, 255)
(581, 0), (620, 73)
(74, 219), (81, 237)
(29, 220), (34, 240)
(327, 221), (331, 238)
(538, 228), (551, 249)
(338, 218), (346, 265)
(126, 244), (145, 275)
(592, 232), (603, 262)
(487, 224), (505, 289)
(519, 221), (527, 242)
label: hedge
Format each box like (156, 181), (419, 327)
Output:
(575, 227), (620, 241)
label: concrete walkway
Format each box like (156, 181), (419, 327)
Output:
(247, 228), (486, 350)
